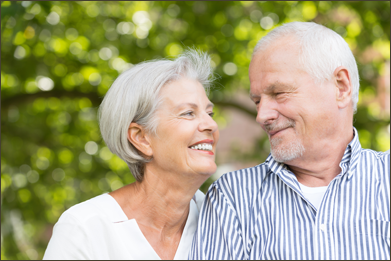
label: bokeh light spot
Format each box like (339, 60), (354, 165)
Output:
(85, 141), (99, 155)
(99, 47), (112, 60)
(302, 2), (317, 20)
(14, 46), (26, 59)
(37, 77), (54, 91)
(223, 62), (238, 75)
(52, 168), (65, 182)
(46, 12), (60, 25)
(58, 149), (74, 164)
(18, 189), (31, 203)
(260, 16), (274, 30)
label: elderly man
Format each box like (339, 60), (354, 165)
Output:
(189, 22), (390, 260)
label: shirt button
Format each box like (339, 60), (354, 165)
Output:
(320, 224), (326, 231)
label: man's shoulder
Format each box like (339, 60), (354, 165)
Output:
(359, 148), (390, 163)
(355, 149), (390, 182)
(211, 162), (271, 196)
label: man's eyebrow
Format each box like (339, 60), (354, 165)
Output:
(264, 84), (278, 93)
(249, 92), (260, 100)
(268, 82), (298, 92)
(250, 84), (279, 99)
(251, 83), (297, 98)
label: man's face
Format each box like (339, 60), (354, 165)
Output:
(249, 38), (338, 163)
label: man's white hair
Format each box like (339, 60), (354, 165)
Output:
(253, 22), (360, 112)
(98, 49), (214, 182)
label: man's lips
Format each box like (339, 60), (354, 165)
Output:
(268, 127), (289, 137)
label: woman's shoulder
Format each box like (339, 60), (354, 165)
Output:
(58, 193), (126, 225)
(44, 193), (129, 259)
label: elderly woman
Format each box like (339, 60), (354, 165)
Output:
(43, 49), (219, 260)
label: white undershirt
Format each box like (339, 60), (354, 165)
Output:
(298, 183), (328, 210)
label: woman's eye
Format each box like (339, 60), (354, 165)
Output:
(208, 112), (215, 118)
(182, 111), (194, 117)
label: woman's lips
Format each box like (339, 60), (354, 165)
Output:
(188, 139), (215, 155)
(188, 147), (214, 155)
(189, 139), (214, 147)
(191, 149), (214, 155)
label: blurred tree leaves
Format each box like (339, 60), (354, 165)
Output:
(1, 1), (390, 259)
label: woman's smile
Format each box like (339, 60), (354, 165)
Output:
(189, 139), (215, 155)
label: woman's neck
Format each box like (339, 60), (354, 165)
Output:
(110, 164), (206, 237)
(109, 165), (208, 259)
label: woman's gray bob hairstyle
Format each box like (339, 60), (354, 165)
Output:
(98, 48), (215, 182)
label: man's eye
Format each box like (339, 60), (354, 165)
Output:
(208, 112), (215, 118)
(254, 100), (260, 105)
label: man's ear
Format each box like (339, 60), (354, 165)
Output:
(127, 122), (153, 158)
(333, 66), (352, 109)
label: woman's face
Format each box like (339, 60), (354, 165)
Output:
(148, 78), (219, 178)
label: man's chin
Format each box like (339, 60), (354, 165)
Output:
(270, 142), (305, 163)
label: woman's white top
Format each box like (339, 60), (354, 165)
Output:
(43, 190), (205, 260)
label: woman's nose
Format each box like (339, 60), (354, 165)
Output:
(199, 112), (218, 133)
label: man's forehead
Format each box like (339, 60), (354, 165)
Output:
(251, 37), (301, 65)
(250, 51), (304, 86)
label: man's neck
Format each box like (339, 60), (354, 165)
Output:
(286, 128), (354, 187)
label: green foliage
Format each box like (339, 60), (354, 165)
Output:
(1, 1), (389, 259)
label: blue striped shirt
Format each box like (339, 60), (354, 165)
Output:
(190, 128), (390, 260)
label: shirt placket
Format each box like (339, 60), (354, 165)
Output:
(277, 169), (317, 259)
(314, 171), (345, 260)
(314, 187), (331, 259)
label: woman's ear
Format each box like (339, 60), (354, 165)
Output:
(127, 122), (153, 158)
(333, 66), (353, 109)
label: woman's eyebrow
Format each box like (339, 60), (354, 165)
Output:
(175, 102), (214, 110)
(175, 103), (198, 110)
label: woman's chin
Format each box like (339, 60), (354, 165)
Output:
(197, 164), (217, 177)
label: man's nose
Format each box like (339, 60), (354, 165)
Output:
(256, 98), (279, 126)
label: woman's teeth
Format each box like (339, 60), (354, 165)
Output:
(190, 143), (213, 151)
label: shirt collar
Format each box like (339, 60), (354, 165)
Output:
(345, 127), (361, 179)
(266, 127), (362, 180)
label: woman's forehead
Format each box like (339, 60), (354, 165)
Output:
(160, 78), (206, 99)
(158, 83), (212, 113)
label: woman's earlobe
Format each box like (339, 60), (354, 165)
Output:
(128, 123), (153, 157)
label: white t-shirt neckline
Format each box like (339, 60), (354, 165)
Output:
(298, 183), (328, 211)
